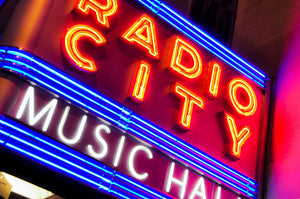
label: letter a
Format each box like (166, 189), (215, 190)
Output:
(122, 14), (159, 59)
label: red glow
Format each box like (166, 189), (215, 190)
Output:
(77, 0), (118, 28)
(122, 14), (159, 59)
(224, 113), (251, 159)
(131, 61), (151, 102)
(228, 78), (257, 116)
(172, 82), (204, 130)
(64, 24), (106, 72)
(208, 62), (221, 98)
(169, 37), (202, 79)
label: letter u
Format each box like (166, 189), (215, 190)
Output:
(58, 106), (87, 144)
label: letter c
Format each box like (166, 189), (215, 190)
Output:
(128, 145), (153, 180)
(64, 24), (106, 72)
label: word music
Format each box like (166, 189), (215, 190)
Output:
(14, 85), (243, 199)
(63, 0), (259, 160)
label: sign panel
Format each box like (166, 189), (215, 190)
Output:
(0, 0), (269, 198)
(0, 77), (245, 198)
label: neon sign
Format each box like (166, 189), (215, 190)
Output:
(0, 47), (259, 198)
(64, 24), (106, 72)
(169, 37), (202, 79)
(122, 14), (159, 59)
(2, 81), (247, 199)
(62, 3), (259, 168)
(172, 82), (204, 130)
(0, 0), (269, 198)
(228, 78), (257, 117)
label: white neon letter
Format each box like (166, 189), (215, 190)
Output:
(165, 162), (188, 199)
(16, 86), (57, 132)
(58, 106), (87, 145)
(128, 145), (153, 180)
(214, 186), (221, 199)
(189, 177), (207, 199)
(113, 135), (125, 167)
(87, 124), (111, 159)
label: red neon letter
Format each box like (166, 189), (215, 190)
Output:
(228, 78), (257, 116)
(169, 37), (202, 79)
(64, 24), (106, 72)
(131, 61), (151, 102)
(77, 0), (118, 28)
(208, 62), (221, 98)
(172, 82), (204, 129)
(224, 113), (251, 159)
(122, 14), (159, 59)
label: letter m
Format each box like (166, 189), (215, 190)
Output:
(16, 86), (58, 132)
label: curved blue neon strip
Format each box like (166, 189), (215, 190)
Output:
(0, 116), (170, 199)
(0, 47), (257, 198)
(133, 0), (267, 88)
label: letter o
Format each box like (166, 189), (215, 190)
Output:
(228, 78), (257, 116)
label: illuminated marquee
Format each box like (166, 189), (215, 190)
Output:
(0, 47), (261, 198)
(63, 2), (260, 161)
(1, 76), (246, 199)
(0, 0), (269, 198)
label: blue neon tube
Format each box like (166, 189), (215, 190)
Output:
(0, 47), (257, 198)
(133, 0), (267, 88)
(0, 115), (171, 199)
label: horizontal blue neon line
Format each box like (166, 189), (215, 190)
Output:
(133, 0), (267, 88)
(3, 47), (257, 186)
(0, 116), (171, 199)
(4, 56), (122, 119)
(0, 68), (257, 197)
(128, 119), (257, 193)
(1, 62), (123, 127)
(116, 173), (167, 199)
(6, 50), (125, 113)
(131, 113), (257, 186)
(0, 47), (257, 196)
(127, 123), (256, 196)
(0, 47), (257, 198)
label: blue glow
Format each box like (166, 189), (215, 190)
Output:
(161, 3), (265, 77)
(5, 56), (121, 118)
(6, 143), (106, 189)
(0, 47), (258, 198)
(110, 190), (131, 199)
(129, 119), (256, 193)
(1, 63), (122, 125)
(0, 0), (4, 8)
(1, 116), (114, 175)
(113, 182), (148, 199)
(116, 173), (169, 199)
(7, 50), (124, 112)
(134, 0), (267, 88)
(0, 116), (171, 199)
(8, 134), (111, 184)
(131, 114), (257, 186)
(126, 128), (258, 196)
